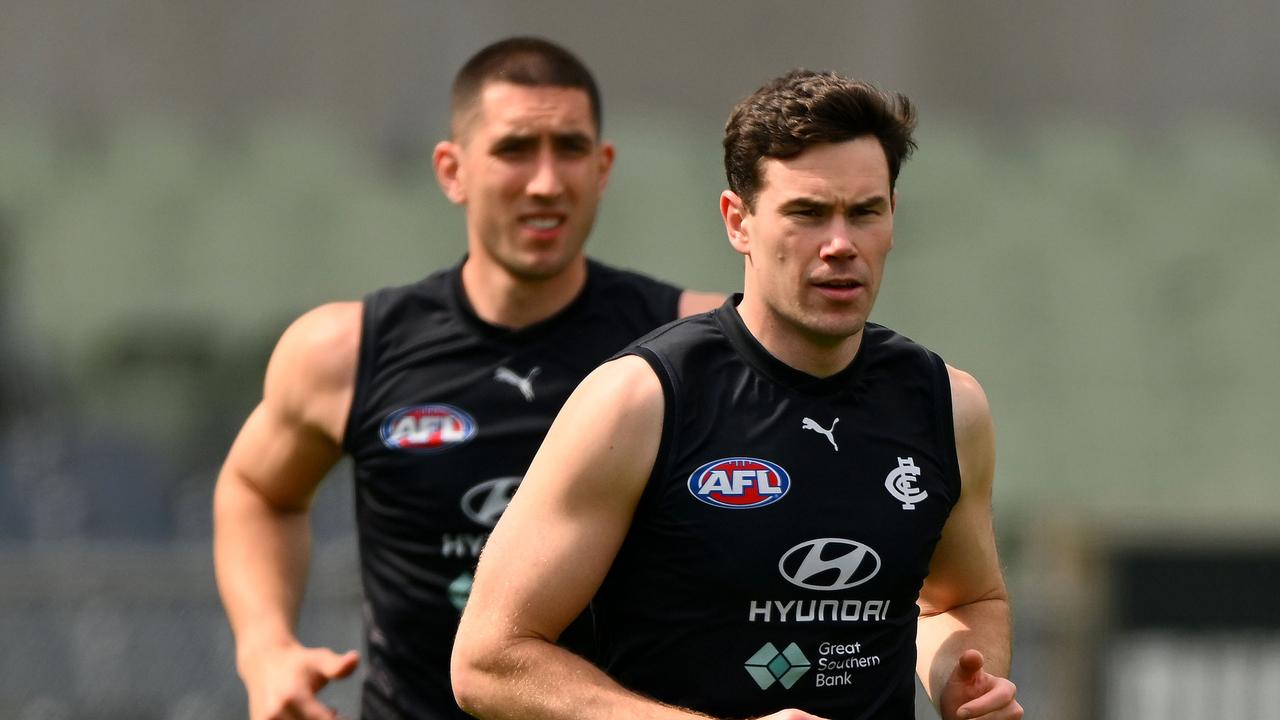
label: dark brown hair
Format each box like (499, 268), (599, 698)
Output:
(723, 69), (917, 209)
(451, 37), (602, 138)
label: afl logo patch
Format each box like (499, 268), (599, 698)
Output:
(380, 404), (476, 453)
(688, 457), (790, 509)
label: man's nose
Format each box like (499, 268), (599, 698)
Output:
(820, 222), (858, 259)
(526, 147), (565, 199)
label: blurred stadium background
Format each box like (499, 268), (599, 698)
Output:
(2, 1), (1278, 718)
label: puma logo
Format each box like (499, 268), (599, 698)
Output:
(494, 366), (541, 402)
(801, 417), (839, 451)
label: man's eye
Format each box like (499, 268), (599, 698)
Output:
(555, 140), (592, 157)
(492, 142), (534, 158)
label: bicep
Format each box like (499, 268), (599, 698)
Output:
(918, 367), (1006, 615)
(216, 302), (360, 513)
(218, 400), (343, 513)
(465, 356), (665, 644)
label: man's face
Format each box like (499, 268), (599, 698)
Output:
(435, 82), (614, 281)
(723, 136), (895, 346)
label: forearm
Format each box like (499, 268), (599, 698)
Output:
(916, 597), (1013, 705)
(453, 636), (713, 720)
(213, 471), (312, 670)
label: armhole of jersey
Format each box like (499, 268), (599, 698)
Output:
(341, 294), (378, 453)
(662, 285), (682, 323)
(617, 261), (681, 325)
(627, 346), (678, 507)
(930, 351), (963, 508)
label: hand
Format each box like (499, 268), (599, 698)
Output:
(939, 649), (1022, 720)
(240, 642), (360, 720)
(756, 710), (830, 720)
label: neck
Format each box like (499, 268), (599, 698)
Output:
(460, 255), (588, 329)
(735, 294), (863, 378)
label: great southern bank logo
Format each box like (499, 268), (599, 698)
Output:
(688, 457), (790, 509)
(744, 642), (811, 690)
(380, 404), (476, 453)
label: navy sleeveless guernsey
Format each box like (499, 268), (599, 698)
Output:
(597, 296), (960, 720)
(343, 258), (681, 719)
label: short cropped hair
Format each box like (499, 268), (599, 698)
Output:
(451, 36), (602, 138)
(723, 70), (917, 209)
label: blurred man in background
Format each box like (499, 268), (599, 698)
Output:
(214, 36), (720, 720)
(452, 69), (1021, 720)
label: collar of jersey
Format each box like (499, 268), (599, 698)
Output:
(715, 294), (869, 396)
(446, 256), (597, 342)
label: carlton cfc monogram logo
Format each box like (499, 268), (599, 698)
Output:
(884, 456), (928, 509)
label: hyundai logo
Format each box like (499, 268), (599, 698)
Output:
(461, 477), (522, 527)
(778, 538), (881, 591)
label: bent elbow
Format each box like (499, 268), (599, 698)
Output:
(450, 634), (494, 717)
(451, 669), (483, 717)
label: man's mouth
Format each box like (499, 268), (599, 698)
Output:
(812, 278), (866, 301)
(521, 215), (564, 231)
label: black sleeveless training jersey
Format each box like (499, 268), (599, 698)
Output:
(596, 297), (961, 720)
(342, 258), (681, 719)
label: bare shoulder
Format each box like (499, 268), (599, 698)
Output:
(535, 353), (666, 494)
(264, 301), (363, 439)
(677, 290), (726, 318)
(565, 351), (670, 430)
(946, 365), (996, 501)
(946, 365), (993, 444)
(577, 353), (664, 404)
(268, 303), (361, 386)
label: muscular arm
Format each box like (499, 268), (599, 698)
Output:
(452, 356), (821, 720)
(213, 302), (362, 720)
(915, 367), (1022, 720)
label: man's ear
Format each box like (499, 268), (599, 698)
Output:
(596, 141), (616, 192)
(433, 141), (466, 205)
(721, 190), (751, 256)
(889, 188), (898, 251)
